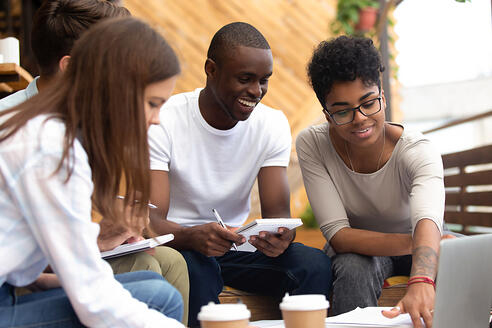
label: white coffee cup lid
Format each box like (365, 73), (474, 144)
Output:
(279, 293), (329, 311)
(198, 302), (251, 321)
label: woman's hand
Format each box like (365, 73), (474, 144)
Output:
(97, 198), (149, 252)
(26, 273), (60, 292)
(441, 234), (456, 240)
(382, 282), (435, 328)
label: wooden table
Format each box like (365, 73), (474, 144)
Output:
(0, 63), (33, 93)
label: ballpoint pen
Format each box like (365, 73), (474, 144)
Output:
(116, 195), (157, 209)
(212, 208), (238, 251)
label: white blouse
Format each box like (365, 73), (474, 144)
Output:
(0, 115), (183, 327)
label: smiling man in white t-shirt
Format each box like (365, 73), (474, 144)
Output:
(148, 22), (332, 328)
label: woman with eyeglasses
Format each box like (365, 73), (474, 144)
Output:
(296, 36), (451, 328)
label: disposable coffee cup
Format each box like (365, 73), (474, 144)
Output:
(198, 302), (250, 328)
(280, 293), (329, 328)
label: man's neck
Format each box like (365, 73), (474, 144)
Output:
(198, 87), (238, 130)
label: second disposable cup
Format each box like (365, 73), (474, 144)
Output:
(198, 302), (250, 328)
(280, 293), (329, 328)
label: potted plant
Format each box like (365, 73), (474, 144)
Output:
(331, 0), (380, 36)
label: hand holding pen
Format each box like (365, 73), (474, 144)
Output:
(212, 208), (238, 251)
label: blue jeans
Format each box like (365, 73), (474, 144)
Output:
(0, 271), (183, 327)
(331, 253), (412, 315)
(181, 242), (332, 327)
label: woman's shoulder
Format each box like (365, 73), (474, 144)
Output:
(392, 124), (442, 169)
(397, 126), (436, 153)
(296, 122), (330, 146)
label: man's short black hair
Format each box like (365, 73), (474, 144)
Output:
(307, 36), (384, 110)
(207, 22), (270, 65)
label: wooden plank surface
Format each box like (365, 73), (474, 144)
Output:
(442, 144), (492, 169)
(444, 170), (492, 187)
(445, 191), (492, 206)
(444, 211), (492, 227)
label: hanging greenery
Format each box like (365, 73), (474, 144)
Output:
(331, 0), (380, 36)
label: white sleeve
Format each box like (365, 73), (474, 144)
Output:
(262, 112), (291, 167)
(148, 123), (171, 172)
(12, 144), (183, 327)
(401, 139), (445, 235)
(296, 129), (350, 243)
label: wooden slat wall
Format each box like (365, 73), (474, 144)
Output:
(124, 0), (336, 217)
(442, 144), (492, 233)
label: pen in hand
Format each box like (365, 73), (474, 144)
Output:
(212, 208), (238, 251)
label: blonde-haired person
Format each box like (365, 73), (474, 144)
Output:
(0, 17), (184, 327)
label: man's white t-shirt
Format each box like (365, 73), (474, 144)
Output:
(148, 89), (291, 228)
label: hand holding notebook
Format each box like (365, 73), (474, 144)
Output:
(234, 218), (303, 252)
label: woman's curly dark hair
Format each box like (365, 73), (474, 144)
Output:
(307, 36), (384, 110)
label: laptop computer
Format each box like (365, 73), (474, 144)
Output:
(433, 233), (492, 328)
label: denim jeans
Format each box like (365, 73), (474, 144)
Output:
(0, 271), (183, 327)
(331, 253), (412, 315)
(181, 242), (332, 327)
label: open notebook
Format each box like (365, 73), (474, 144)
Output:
(234, 218), (303, 252)
(101, 234), (174, 260)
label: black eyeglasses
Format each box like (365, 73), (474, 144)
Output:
(324, 96), (382, 125)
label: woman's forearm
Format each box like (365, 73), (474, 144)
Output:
(330, 227), (413, 256)
(410, 219), (441, 279)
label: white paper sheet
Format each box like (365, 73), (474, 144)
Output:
(324, 307), (417, 327)
(251, 307), (422, 328)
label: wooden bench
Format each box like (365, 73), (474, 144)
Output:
(442, 144), (492, 234)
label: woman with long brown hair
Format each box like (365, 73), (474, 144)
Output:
(0, 17), (184, 327)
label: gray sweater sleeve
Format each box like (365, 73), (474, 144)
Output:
(399, 136), (444, 234)
(296, 128), (350, 245)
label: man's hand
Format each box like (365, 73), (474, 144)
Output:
(382, 282), (435, 328)
(249, 227), (295, 257)
(188, 222), (245, 257)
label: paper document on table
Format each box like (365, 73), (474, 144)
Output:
(234, 218), (302, 252)
(249, 320), (284, 328)
(325, 307), (421, 327)
(250, 308), (417, 328)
